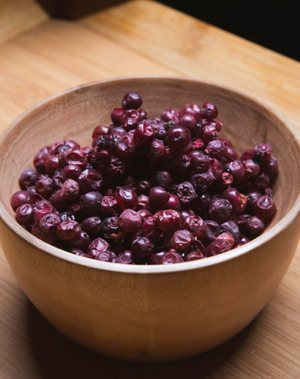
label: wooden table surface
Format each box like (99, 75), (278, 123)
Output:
(1, 1), (300, 377)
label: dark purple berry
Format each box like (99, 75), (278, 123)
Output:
(254, 195), (276, 219)
(61, 179), (79, 201)
(82, 216), (102, 236)
(122, 92), (143, 110)
(170, 230), (193, 253)
(200, 102), (218, 120)
(40, 212), (61, 233)
(56, 220), (81, 241)
(183, 215), (205, 238)
(11, 190), (31, 211)
(19, 169), (39, 189)
(176, 181), (197, 204)
(161, 250), (184, 264)
(154, 209), (182, 232)
(79, 192), (103, 216)
(209, 198), (232, 224)
(115, 186), (138, 210)
(119, 209), (142, 232)
(166, 125), (191, 151)
(151, 171), (172, 188)
(15, 204), (34, 227)
(149, 186), (170, 208)
(245, 216), (265, 236)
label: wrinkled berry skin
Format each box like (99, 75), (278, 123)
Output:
(170, 230), (193, 253)
(161, 250), (184, 264)
(40, 212), (61, 233)
(183, 215), (205, 238)
(177, 181), (197, 204)
(254, 195), (276, 219)
(154, 209), (182, 232)
(88, 237), (111, 254)
(131, 236), (154, 259)
(15, 204), (34, 227)
(119, 209), (142, 232)
(206, 239), (230, 256)
(209, 199), (233, 224)
(115, 186), (138, 210)
(56, 220), (81, 241)
(116, 250), (134, 264)
(245, 216), (265, 236)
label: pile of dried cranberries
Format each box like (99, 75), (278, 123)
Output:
(11, 92), (278, 264)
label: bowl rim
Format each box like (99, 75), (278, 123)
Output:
(1, 75), (300, 274)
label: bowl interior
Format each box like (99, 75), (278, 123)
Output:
(1, 76), (300, 256)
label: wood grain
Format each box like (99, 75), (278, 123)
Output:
(0, 0), (299, 376)
(0, 0), (48, 43)
(0, 19), (175, 133)
(80, 0), (300, 131)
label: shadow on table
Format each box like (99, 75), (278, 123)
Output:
(27, 300), (255, 379)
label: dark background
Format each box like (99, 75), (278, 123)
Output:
(159, 0), (300, 62)
(36, 0), (300, 62)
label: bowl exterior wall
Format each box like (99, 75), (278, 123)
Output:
(1, 214), (299, 362)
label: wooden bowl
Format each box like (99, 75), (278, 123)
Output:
(1, 76), (300, 362)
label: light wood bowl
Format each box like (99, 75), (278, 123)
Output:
(1, 77), (300, 362)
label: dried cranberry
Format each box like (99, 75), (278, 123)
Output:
(166, 125), (191, 151)
(131, 236), (154, 259)
(200, 102), (218, 120)
(60, 149), (87, 169)
(245, 216), (265, 236)
(176, 181), (197, 204)
(32, 200), (55, 224)
(111, 108), (124, 126)
(254, 195), (276, 219)
(154, 209), (182, 232)
(92, 125), (109, 139)
(149, 186), (170, 208)
(161, 250), (184, 264)
(78, 169), (102, 193)
(40, 212), (60, 233)
(116, 250), (133, 264)
(170, 230), (193, 253)
(161, 194), (181, 211)
(122, 92), (143, 110)
(15, 204), (34, 227)
(82, 216), (102, 237)
(161, 109), (180, 123)
(79, 192), (103, 216)
(56, 220), (81, 241)
(206, 240), (230, 257)
(209, 198), (232, 224)
(180, 103), (201, 122)
(119, 209), (142, 232)
(115, 186), (138, 210)
(11, 190), (31, 211)
(183, 215), (205, 238)
(19, 169), (39, 189)
(151, 171), (172, 188)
